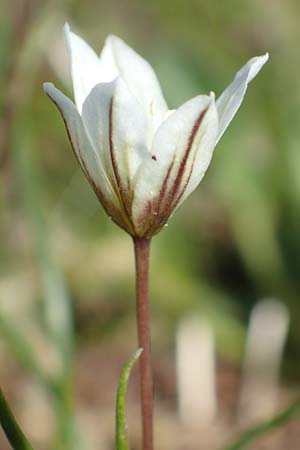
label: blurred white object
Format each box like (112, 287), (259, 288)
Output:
(176, 316), (216, 428)
(238, 298), (290, 424)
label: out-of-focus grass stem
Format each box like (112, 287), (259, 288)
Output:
(223, 399), (300, 450)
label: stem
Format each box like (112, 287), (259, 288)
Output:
(133, 237), (153, 450)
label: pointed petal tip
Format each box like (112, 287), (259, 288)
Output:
(63, 22), (71, 49)
(106, 33), (117, 40)
(251, 52), (269, 71)
(43, 82), (54, 94)
(105, 34), (124, 47)
(63, 21), (73, 44)
(107, 33), (122, 40)
(194, 92), (216, 107)
(257, 52), (269, 64)
(63, 22), (82, 45)
(215, 51), (269, 143)
(63, 22), (70, 33)
(263, 51), (269, 60)
(43, 83), (67, 107)
(247, 52), (269, 81)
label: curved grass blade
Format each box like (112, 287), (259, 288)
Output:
(0, 388), (35, 450)
(0, 313), (47, 385)
(223, 398), (300, 450)
(116, 349), (142, 450)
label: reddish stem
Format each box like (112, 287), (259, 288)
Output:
(133, 237), (153, 450)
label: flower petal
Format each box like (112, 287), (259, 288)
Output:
(64, 23), (116, 113)
(43, 82), (132, 231)
(81, 78), (148, 221)
(216, 53), (269, 142)
(132, 93), (218, 236)
(98, 38), (119, 81)
(104, 35), (168, 141)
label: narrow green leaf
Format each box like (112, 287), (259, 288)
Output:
(116, 349), (142, 450)
(223, 399), (300, 450)
(0, 313), (47, 385)
(0, 388), (35, 450)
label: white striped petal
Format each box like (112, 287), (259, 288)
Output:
(176, 98), (219, 207)
(216, 53), (269, 142)
(43, 82), (131, 229)
(99, 38), (119, 82)
(132, 93), (218, 236)
(64, 23), (103, 113)
(104, 35), (168, 141)
(81, 78), (148, 217)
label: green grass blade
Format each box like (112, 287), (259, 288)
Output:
(223, 399), (300, 450)
(0, 388), (35, 450)
(116, 349), (142, 450)
(0, 313), (49, 386)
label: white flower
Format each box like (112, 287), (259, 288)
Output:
(44, 24), (268, 238)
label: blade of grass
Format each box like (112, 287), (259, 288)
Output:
(0, 388), (35, 450)
(0, 313), (48, 385)
(116, 349), (142, 450)
(223, 399), (300, 450)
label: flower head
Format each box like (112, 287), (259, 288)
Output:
(44, 24), (268, 238)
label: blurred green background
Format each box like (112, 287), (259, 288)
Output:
(1, 0), (300, 449)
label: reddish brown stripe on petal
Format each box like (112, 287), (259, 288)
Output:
(45, 93), (77, 159)
(172, 152), (196, 210)
(109, 98), (123, 194)
(46, 93), (99, 192)
(109, 97), (136, 232)
(158, 156), (175, 203)
(46, 93), (133, 231)
(141, 105), (209, 237)
(170, 106), (208, 199)
(140, 156), (175, 236)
